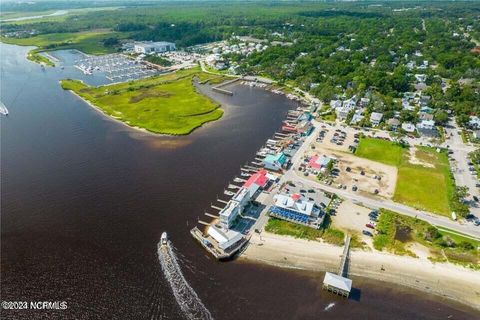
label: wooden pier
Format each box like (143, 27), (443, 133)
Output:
(322, 234), (352, 297)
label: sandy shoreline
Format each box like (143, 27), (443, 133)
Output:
(241, 232), (480, 310)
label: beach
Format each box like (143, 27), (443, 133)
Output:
(242, 232), (480, 310)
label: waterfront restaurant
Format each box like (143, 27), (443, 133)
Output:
(269, 193), (324, 228)
(322, 272), (352, 298)
(207, 225), (244, 251)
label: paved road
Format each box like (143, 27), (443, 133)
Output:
(284, 170), (480, 239)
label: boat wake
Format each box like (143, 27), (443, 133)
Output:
(157, 239), (213, 320)
(324, 302), (335, 311)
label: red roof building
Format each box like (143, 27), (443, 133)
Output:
(243, 169), (269, 196)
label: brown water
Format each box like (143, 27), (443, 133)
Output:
(1, 43), (478, 320)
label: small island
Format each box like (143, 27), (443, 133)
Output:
(61, 68), (227, 135)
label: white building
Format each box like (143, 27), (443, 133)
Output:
(370, 112), (383, 126)
(134, 41), (176, 54)
(417, 120), (435, 131)
(272, 193), (321, 218)
(207, 225), (243, 251)
(219, 187), (250, 229)
(469, 116), (480, 129)
(402, 122), (416, 133)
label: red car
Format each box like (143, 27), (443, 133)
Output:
(366, 223), (375, 229)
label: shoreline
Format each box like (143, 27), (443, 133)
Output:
(62, 80), (226, 137)
(241, 232), (480, 310)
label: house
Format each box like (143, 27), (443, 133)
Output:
(420, 106), (434, 114)
(330, 100), (342, 109)
(387, 118), (400, 130)
(469, 116), (480, 129)
(207, 225), (244, 251)
(416, 120), (437, 137)
(417, 120), (435, 130)
(263, 152), (287, 171)
(350, 111), (364, 125)
(401, 122), (416, 133)
(336, 105), (354, 121)
(418, 112), (434, 121)
(414, 74), (427, 82)
(308, 154), (332, 170)
(370, 112), (383, 126)
(134, 41), (176, 54)
(359, 97), (370, 108)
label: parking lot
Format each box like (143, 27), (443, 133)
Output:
(295, 124), (398, 199)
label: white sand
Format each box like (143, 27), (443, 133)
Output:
(242, 232), (480, 310)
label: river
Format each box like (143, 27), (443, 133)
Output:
(0, 43), (477, 319)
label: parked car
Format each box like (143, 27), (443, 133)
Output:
(474, 196), (479, 202)
(308, 189), (315, 193)
(362, 230), (373, 237)
(366, 223), (375, 229)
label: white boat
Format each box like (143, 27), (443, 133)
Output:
(0, 101), (8, 116)
(161, 232), (168, 246)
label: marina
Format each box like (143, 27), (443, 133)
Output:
(74, 53), (159, 81)
(190, 84), (320, 259)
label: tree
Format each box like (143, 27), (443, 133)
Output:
(434, 110), (449, 125)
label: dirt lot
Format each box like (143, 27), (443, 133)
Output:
(301, 145), (398, 198)
(330, 200), (375, 249)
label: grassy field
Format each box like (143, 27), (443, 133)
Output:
(265, 216), (345, 246)
(355, 137), (405, 166)
(373, 209), (479, 268)
(60, 68), (225, 135)
(1, 30), (128, 65)
(355, 138), (454, 216)
(394, 147), (453, 216)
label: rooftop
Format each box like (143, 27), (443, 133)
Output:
(323, 272), (352, 292)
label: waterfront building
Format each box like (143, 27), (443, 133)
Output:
(219, 187), (250, 229)
(243, 169), (269, 197)
(263, 152), (287, 171)
(322, 272), (352, 297)
(269, 193), (324, 228)
(207, 225), (243, 251)
(134, 41), (176, 54)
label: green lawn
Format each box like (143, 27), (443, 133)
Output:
(265, 216), (345, 245)
(60, 68), (224, 135)
(355, 138), (455, 216)
(394, 148), (453, 216)
(355, 137), (405, 166)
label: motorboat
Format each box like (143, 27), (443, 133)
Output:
(161, 232), (168, 246)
